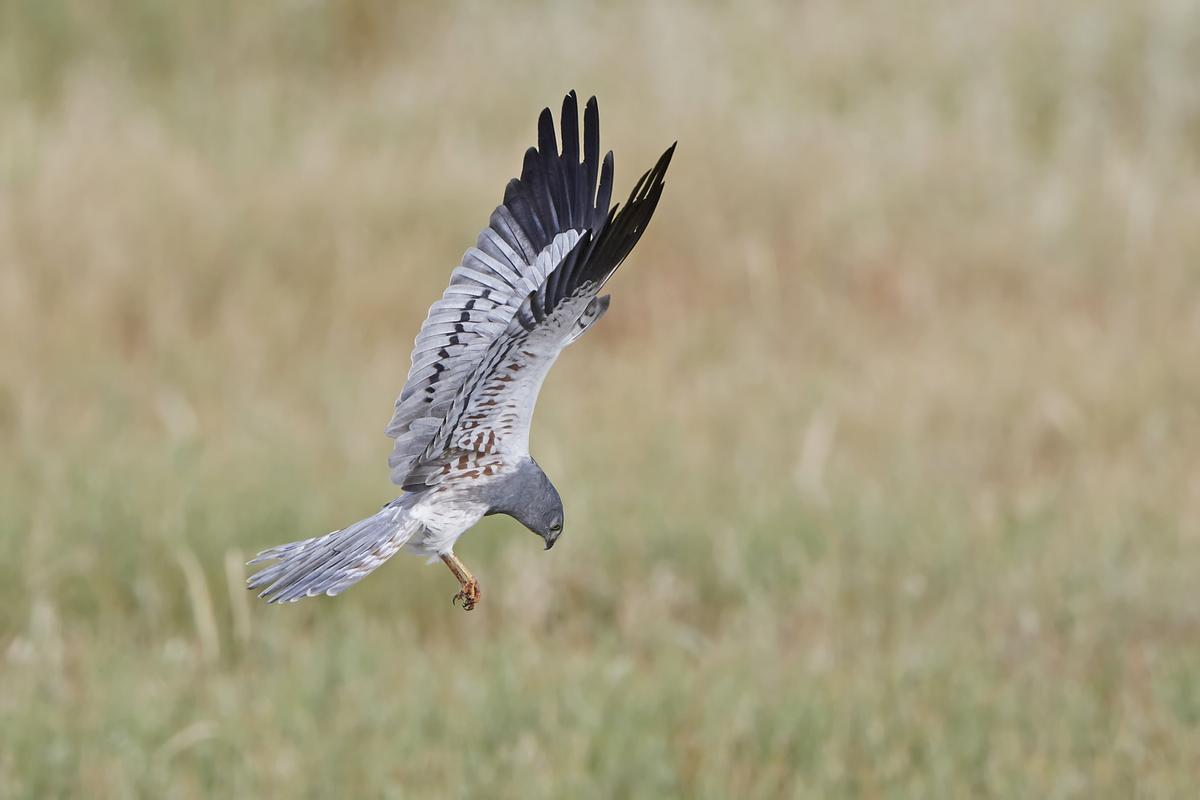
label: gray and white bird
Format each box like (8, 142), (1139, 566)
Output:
(248, 92), (674, 609)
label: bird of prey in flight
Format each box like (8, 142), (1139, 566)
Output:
(248, 92), (674, 609)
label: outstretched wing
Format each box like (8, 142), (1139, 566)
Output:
(400, 144), (674, 491)
(387, 92), (618, 485)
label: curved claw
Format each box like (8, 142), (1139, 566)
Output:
(452, 581), (481, 611)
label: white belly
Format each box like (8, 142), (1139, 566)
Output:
(404, 493), (488, 558)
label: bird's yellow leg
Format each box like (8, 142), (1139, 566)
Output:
(441, 552), (482, 611)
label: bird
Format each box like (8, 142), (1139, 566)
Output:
(247, 91), (674, 609)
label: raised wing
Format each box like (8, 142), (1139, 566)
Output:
(387, 92), (617, 485)
(400, 144), (675, 491)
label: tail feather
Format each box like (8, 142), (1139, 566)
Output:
(247, 496), (420, 603)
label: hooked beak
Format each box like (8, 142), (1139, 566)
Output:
(544, 532), (559, 551)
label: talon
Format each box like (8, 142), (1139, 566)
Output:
(441, 553), (481, 613)
(453, 581), (480, 612)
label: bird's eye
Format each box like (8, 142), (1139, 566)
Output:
(550, 521), (563, 532)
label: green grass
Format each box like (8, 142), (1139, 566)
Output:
(3, 0), (1200, 796)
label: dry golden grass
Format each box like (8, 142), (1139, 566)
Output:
(3, 0), (1200, 796)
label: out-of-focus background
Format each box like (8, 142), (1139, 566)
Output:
(3, 0), (1200, 796)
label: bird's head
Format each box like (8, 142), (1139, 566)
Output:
(483, 458), (565, 550)
(525, 489), (565, 550)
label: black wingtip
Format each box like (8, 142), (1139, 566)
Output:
(632, 142), (676, 200)
(537, 107), (558, 157)
(560, 93), (580, 150)
(656, 142), (677, 174)
(503, 95), (672, 280)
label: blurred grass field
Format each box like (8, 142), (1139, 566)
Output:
(3, 0), (1200, 796)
